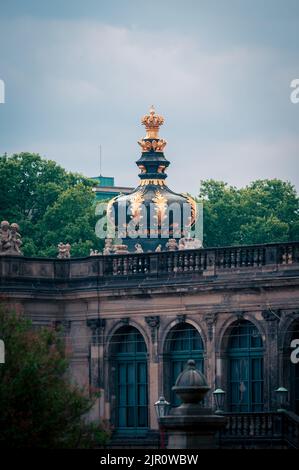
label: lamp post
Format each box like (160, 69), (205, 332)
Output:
(213, 388), (226, 414)
(275, 387), (288, 412)
(154, 396), (170, 448)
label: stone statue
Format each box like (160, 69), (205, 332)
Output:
(103, 238), (114, 255)
(113, 244), (129, 254)
(0, 221), (12, 253)
(178, 238), (186, 250)
(135, 243), (143, 253)
(10, 223), (23, 254)
(155, 244), (162, 252)
(90, 249), (100, 256)
(0, 220), (23, 256)
(178, 237), (203, 250)
(57, 242), (71, 259)
(192, 238), (203, 249)
(166, 239), (178, 251)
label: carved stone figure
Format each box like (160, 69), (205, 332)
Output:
(0, 220), (23, 256)
(155, 244), (162, 252)
(166, 238), (178, 251)
(57, 242), (71, 259)
(179, 238), (186, 250)
(192, 238), (203, 249)
(114, 244), (129, 254)
(178, 237), (203, 250)
(10, 223), (22, 254)
(90, 249), (100, 256)
(0, 221), (12, 253)
(103, 238), (114, 255)
(135, 243), (143, 253)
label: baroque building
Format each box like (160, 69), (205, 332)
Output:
(1, 108), (299, 448)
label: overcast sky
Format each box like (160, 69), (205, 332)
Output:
(0, 0), (298, 195)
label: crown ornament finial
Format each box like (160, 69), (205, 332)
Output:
(138, 106), (167, 153)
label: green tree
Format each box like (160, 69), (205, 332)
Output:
(0, 153), (102, 256)
(0, 305), (110, 448)
(198, 179), (299, 247)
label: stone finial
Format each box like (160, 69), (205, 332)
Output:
(166, 238), (178, 251)
(103, 238), (114, 255)
(114, 244), (129, 254)
(0, 220), (23, 256)
(90, 249), (100, 256)
(135, 243), (143, 253)
(179, 237), (203, 250)
(57, 242), (71, 259)
(172, 359), (210, 405)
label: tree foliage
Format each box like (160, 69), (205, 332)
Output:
(0, 153), (102, 257)
(1, 153), (298, 253)
(0, 305), (110, 448)
(199, 179), (299, 247)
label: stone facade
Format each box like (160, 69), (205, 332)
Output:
(1, 241), (299, 440)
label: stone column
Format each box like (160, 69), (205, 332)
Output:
(86, 318), (106, 420)
(69, 320), (90, 394)
(204, 312), (217, 407)
(145, 316), (160, 430)
(262, 309), (281, 410)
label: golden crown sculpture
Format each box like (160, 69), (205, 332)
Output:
(138, 106), (167, 152)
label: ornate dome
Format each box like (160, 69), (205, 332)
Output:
(107, 106), (198, 252)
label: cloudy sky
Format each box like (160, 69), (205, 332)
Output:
(0, 0), (298, 195)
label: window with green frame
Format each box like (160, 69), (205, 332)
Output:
(111, 326), (148, 430)
(227, 320), (264, 412)
(166, 323), (204, 406)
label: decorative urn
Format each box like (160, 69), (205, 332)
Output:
(172, 359), (210, 405)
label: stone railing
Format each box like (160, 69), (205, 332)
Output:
(0, 241), (298, 284)
(281, 411), (299, 448)
(220, 411), (299, 448)
(103, 241), (299, 277)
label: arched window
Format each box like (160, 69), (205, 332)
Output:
(110, 326), (148, 430)
(227, 320), (264, 412)
(165, 323), (204, 405)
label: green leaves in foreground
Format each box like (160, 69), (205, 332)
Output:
(0, 306), (111, 448)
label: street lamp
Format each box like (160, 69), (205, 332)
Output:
(154, 396), (170, 418)
(213, 388), (226, 414)
(275, 387), (288, 412)
(154, 396), (170, 449)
